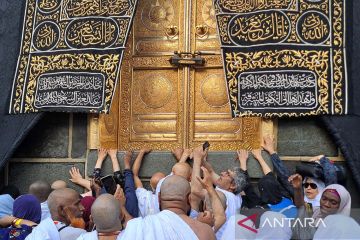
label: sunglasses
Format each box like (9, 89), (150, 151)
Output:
(303, 183), (317, 189)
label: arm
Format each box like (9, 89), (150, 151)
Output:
(191, 145), (207, 211)
(306, 155), (337, 185)
(109, 149), (120, 172)
(320, 156), (337, 185)
(288, 174), (304, 208)
(123, 152), (139, 218)
(313, 155), (337, 185)
(179, 148), (192, 163)
(202, 161), (220, 184)
(237, 149), (248, 171)
(252, 149), (272, 175)
(69, 167), (91, 191)
(262, 135), (294, 197)
(114, 185), (133, 228)
(93, 148), (108, 178)
(0, 216), (36, 228)
(0, 215), (15, 227)
(132, 149), (151, 189)
(236, 149), (262, 208)
(198, 167), (226, 233)
(263, 135), (291, 178)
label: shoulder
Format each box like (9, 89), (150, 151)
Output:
(182, 216), (215, 240)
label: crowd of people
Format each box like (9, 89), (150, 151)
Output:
(0, 136), (359, 240)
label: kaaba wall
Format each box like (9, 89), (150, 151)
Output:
(1, 115), (359, 221)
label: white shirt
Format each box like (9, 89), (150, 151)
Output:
(56, 221), (87, 240)
(135, 187), (159, 217)
(41, 201), (51, 221)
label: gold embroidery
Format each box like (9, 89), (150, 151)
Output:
(10, 0), (137, 114)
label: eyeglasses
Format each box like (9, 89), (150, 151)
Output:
(303, 183), (317, 189)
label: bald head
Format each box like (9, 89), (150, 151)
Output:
(91, 194), (122, 233)
(172, 163), (192, 181)
(150, 172), (166, 190)
(160, 175), (191, 202)
(47, 188), (83, 222)
(51, 180), (67, 190)
(29, 180), (51, 202)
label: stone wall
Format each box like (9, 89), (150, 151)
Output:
(2, 114), (359, 219)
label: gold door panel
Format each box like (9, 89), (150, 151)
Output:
(189, 65), (261, 150)
(193, 0), (220, 53)
(95, 0), (263, 150)
(130, 68), (180, 142)
(134, 0), (183, 55)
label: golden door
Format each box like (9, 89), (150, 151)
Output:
(95, 0), (267, 151)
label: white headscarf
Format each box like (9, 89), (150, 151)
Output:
(256, 211), (292, 240)
(313, 184), (351, 219)
(314, 214), (360, 239)
(303, 177), (325, 208)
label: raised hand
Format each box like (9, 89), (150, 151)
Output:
(108, 149), (118, 159)
(196, 167), (213, 191)
(251, 149), (263, 161)
(172, 148), (184, 161)
(197, 210), (214, 227)
(69, 167), (83, 184)
(90, 178), (102, 198)
(191, 145), (207, 163)
(98, 148), (108, 161)
(237, 149), (249, 171)
(123, 151), (133, 169)
(114, 184), (126, 207)
(262, 135), (276, 154)
(288, 174), (303, 189)
(140, 148), (152, 154)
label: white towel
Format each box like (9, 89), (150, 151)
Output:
(76, 230), (98, 240)
(216, 187), (242, 218)
(25, 217), (60, 240)
(117, 210), (198, 240)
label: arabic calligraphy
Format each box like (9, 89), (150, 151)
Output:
(38, 0), (60, 12)
(66, 18), (118, 48)
(35, 91), (103, 107)
(240, 91), (317, 108)
(239, 71), (317, 90)
(64, 0), (132, 18)
(35, 72), (105, 108)
(33, 21), (60, 51)
(238, 71), (317, 109)
(217, 0), (293, 13)
(37, 73), (104, 90)
(297, 11), (330, 44)
(229, 11), (290, 45)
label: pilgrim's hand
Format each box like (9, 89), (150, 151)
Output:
(262, 135), (276, 154)
(288, 174), (303, 189)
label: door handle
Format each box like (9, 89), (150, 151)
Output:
(165, 25), (179, 39)
(195, 25), (209, 38)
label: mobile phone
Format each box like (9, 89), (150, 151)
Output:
(203, 141), (210, 151)
(100, 175), (117, 195)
